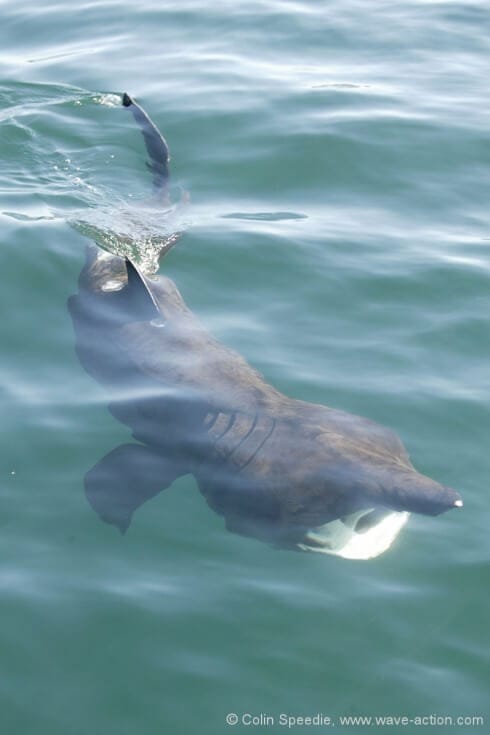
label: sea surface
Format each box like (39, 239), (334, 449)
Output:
(1, 1), (489, 733)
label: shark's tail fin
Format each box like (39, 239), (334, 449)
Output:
(122, 92), (170, 196)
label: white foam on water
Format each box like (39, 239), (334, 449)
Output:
(297, 509), (410, 560)
(94, 93), (122, 108)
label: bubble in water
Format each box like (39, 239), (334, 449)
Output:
(102, 279), (125, 292)
(150, 318), (166, 328)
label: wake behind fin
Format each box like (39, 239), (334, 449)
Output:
(122, 92), (170, 194)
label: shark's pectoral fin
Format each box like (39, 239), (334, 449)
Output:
(84, 443), (186, 533)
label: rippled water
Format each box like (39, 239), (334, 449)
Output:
(1, 1), (489, 733)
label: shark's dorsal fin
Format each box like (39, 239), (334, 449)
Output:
(125, 258), (161, 321)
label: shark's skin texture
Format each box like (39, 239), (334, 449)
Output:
(68, 93), (462, 554)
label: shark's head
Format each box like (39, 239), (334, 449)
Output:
(291, 443), (463, 559)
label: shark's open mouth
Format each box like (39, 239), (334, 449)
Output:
(297, 509), (410, 560)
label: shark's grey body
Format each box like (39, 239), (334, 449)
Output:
(68, 94), (462, 557)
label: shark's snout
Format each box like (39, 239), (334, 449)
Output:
(383, 477), (463, 517)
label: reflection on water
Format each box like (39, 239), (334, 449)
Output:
(222, 211), (307, 222)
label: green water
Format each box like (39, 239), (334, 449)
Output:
(1, 2), (489, 733)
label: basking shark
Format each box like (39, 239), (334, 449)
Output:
(68, 94), (462, 559)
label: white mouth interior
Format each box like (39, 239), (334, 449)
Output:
(297, 509), (410, 560)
